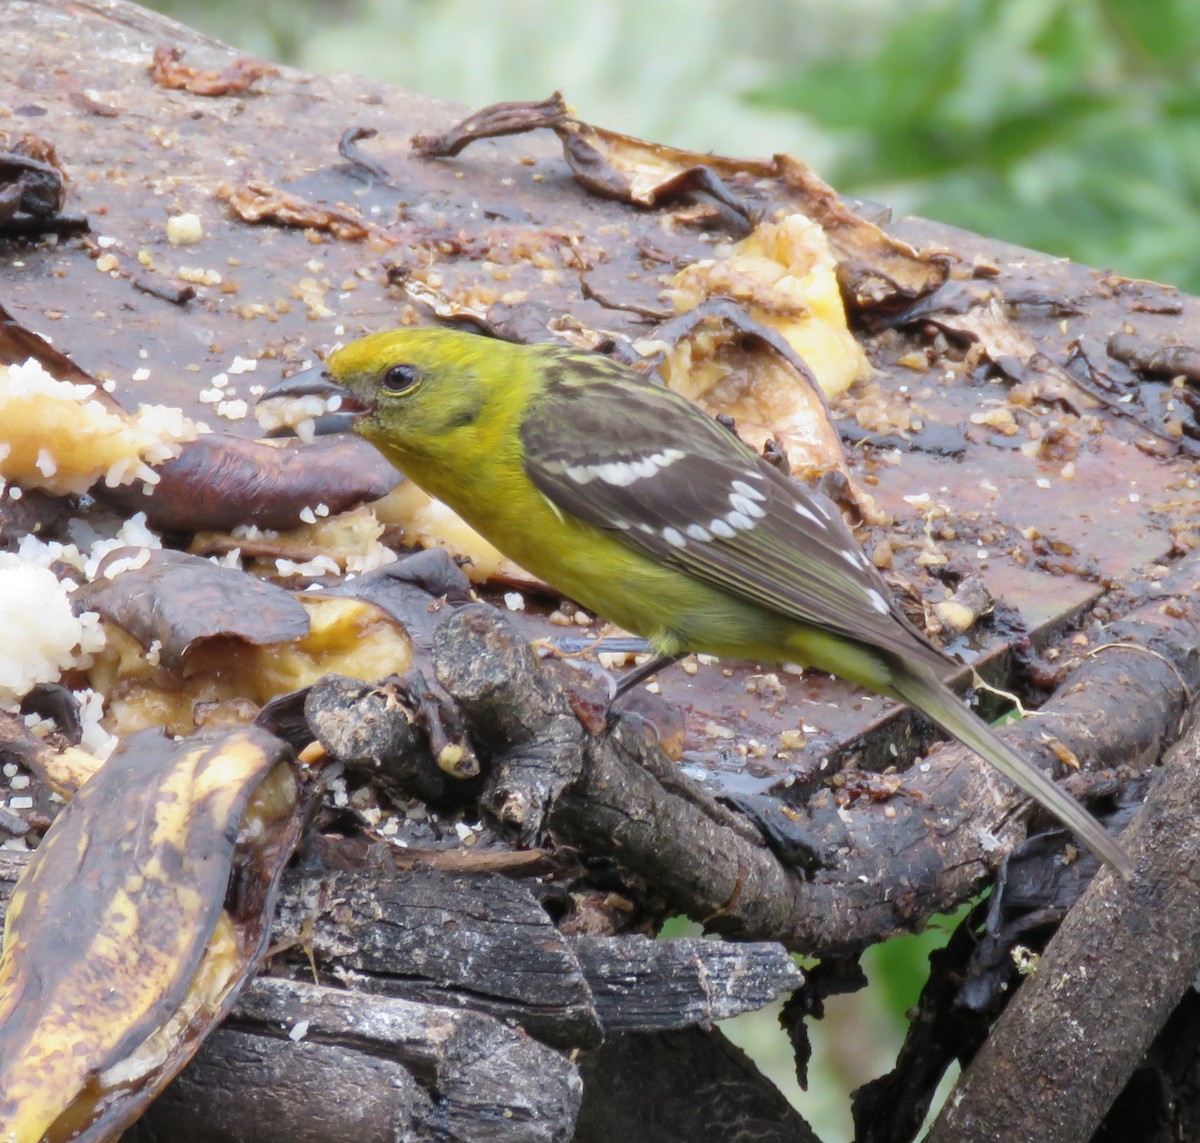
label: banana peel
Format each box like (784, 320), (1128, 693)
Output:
(0, 724), (312, 1143)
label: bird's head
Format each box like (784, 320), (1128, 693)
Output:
(260, 327), (518, 464)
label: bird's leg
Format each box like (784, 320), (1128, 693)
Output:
(615, 652), (687, 696)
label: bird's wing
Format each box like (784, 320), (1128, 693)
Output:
(520, 353), (949, 673)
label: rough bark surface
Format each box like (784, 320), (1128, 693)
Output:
(575, 1027), (821, 1143)
(927, 708), (1200, 1143)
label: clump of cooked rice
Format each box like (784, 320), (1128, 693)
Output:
(0, 512), (164, 713)
(0, 559), (106, 709)
(254, 389), (337, 443)
(0, 357), (203, 495)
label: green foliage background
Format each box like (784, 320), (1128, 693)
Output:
(752, 0), (1200, 292)
(138, 1), (1192, 1137)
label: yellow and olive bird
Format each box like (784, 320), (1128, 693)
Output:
(264, 327), (1131, 875)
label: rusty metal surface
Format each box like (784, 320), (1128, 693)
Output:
(2, 0), (1198, 794)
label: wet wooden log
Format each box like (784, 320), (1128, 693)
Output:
(131, 978), (582, 1143)
(576, 1027), (820, 1143)
(926, 708), (1200, 1143)
(267, 865), (802, 1048)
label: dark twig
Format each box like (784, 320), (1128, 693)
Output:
(926, 704), (1200, 1143)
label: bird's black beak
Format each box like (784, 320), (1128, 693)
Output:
(258, 365), (374, 435)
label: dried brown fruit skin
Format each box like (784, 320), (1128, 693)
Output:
(74, 548), (312, 674)
(217, 179), (374, 241)
(0, 144), (61, 220)
(0, 485), (73, 552)
(98, 433), (401, 534)
(149, 44), (278, 97)
(2, 301), (401, 531)
(647, 297), (858, 487)
(412, 92), (949, 310)
(0, 709), (101, 800)
(74, 547), (419, 738)
(322, 549), (474, 660)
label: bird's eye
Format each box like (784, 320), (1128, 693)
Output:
(381, 363), (421, 394)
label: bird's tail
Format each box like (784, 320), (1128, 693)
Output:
(890, 669), (1133, 877)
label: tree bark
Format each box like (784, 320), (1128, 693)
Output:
(927, 705), (1200, 1143)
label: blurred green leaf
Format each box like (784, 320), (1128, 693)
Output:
(1105, 0), (1200, 64)
(864, 904), (972, 1020)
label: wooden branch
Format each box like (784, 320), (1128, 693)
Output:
(0, 853), (800, 1048)
(576, 1027), (820, 1143)
(129, 977), (582, 1143)
(268, 866), (801, 1046)
(427, 561), (1200, 956)
(432, 606), (590, 842)
(572, 934), (801, 1034)
(1097, 988), (1200, 1141)
(768, 547), (1200, 954)
(271, 863), (600, 1049)
(925, 704), (1200, 1143)
(429, 605), (802, 940)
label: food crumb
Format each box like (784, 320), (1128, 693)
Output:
(177, 266), (221, 287)
(166, 212), (203, 246)
(215, 398), (249, 420)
